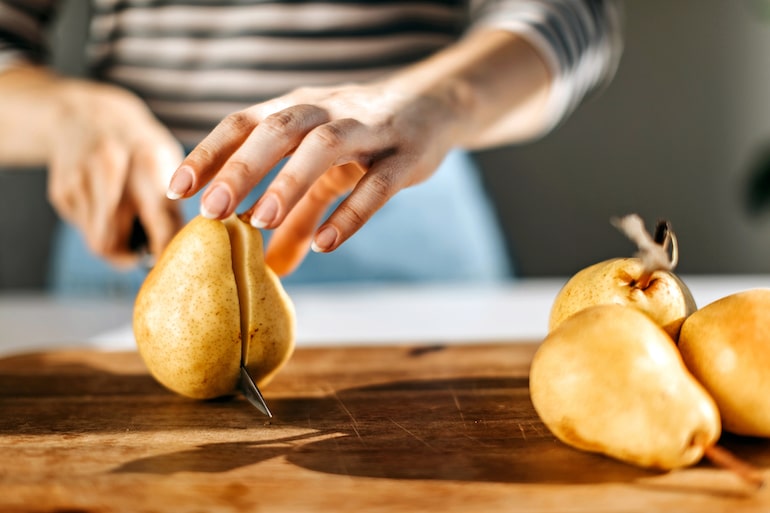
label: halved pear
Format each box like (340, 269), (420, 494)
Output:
(132, 214), (295, 400)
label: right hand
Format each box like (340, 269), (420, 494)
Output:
(47, 80), (184, 266)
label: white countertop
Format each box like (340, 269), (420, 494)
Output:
(2, 275), (770, 357)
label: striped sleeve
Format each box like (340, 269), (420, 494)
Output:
(469, 0), (624, 133)
(0, 0), (58, 71)
(84, 1), (467, 146)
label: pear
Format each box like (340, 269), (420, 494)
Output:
(678, 289), (770, 437)
(133, 214), (295, 400)
(530, 304), (721, 470)
(549, 215), (696, 340)
(549, 257), (696, 340)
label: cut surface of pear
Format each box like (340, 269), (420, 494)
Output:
(548, 257), (696, 340)
(678, 288), (770, 437)
(224, 214), (295, 387)
(531, 304), (721, 470)
(133, 214), (295, 400)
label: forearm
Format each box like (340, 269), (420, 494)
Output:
(385, 27), (552, 150)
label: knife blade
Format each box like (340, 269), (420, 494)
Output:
(240, 365), (273, 418)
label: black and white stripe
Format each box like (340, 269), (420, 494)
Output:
(0, 0), (622, 146)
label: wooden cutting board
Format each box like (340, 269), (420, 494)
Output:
(1, 342), (769, 513)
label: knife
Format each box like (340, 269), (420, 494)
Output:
(239, 366), (273, 418)
(237, 251), (273, 417)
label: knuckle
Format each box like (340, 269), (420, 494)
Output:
(275, 170), (301, 192)
(225, 159), (255, 181)
(336, 201), (368, 228)
(260, 110), (297, 138)
(223, 110), (257, 133)
(188, 143), (216, 168)
(309, 123), (347, 151)
(363, 170), (396, 202)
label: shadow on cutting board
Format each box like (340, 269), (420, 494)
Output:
(1, 351), (769, 486)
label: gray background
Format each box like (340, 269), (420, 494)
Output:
(4, 0), (770, 291)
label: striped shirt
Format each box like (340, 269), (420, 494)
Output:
(0, 0), (623, 147)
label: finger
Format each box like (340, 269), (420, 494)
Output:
(311, 159), (405, 254)
(82, 141), (134, 260)
(265, 163), (364, 276)
(264, 192), (328, 277)
(47, 140), (104, 230)
(46, 155), (84, 227)
(98, 202), (139, 268)
(198, 104), (330, 220)
(249, 118), (371, 230)
(167, 98), (296, 200)
(166, 109), (259, 200)
(130, 146), (185, 259)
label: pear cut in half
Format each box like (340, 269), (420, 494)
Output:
(133, 214), (295, 400)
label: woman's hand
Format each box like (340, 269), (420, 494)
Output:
(168, 80), (463, 276)
(46, 80), (185, 266)
(166, 29), (550, 276)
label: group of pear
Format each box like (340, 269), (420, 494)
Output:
(530, 219), (770, 473)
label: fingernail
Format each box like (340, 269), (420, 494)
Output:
(251, 195), (279, 229)
(167, 166), (194, 200)
(311, 225), (338, 253)
(200, 185), (231, 219)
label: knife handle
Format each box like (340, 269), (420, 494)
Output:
(129, 218), (148, 253)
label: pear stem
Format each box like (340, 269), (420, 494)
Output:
(610, 214), (678, 290)
(703, 444), (766, 490)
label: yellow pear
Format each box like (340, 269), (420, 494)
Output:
(530, 304), (721, 470)
(549, 257), (696, 340)
(133, 214), (295, 400)
(549, 215), (696, 340)
(678, 288), (770, 437)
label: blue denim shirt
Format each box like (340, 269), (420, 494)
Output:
(47, 150), (512, 296)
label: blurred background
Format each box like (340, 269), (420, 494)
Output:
(4, 0), (770, 291)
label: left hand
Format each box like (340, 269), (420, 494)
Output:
(166, 80), (466, 275)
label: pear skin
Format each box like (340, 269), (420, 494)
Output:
(549, 258), (696, 341)
(678, 288), (770, 437)
(531, 304), (721, 470)
(133, 214), (295, 400)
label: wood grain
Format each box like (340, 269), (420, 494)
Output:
(1, 342), (769, 513)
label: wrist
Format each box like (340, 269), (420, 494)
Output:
(382, 70), (476, 151)
(384, 28), (552, 150)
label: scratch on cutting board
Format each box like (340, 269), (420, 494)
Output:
(526, 419), (549, 438)
(330, 388), (366, 447)
(448, 387), (466, 426)
(329, 432), (353, 478)
(461, 432), (494, 448)
(388, 417), (439, 453)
